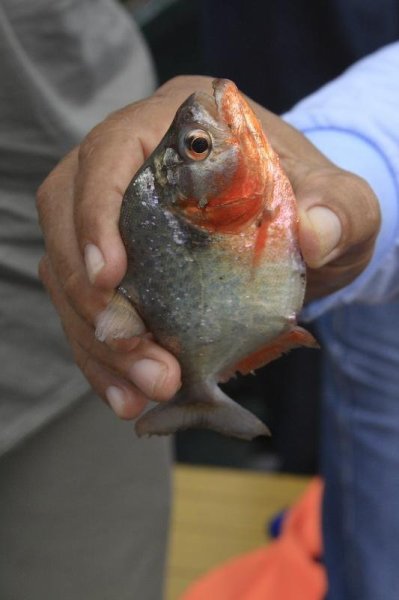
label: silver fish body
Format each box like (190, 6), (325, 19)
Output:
(97, 79), (317, 439)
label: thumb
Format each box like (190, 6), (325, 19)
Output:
(297, 168), (380, 270)
(299, 205), (342, 268)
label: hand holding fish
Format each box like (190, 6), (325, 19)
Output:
(37, 76), (380, 434)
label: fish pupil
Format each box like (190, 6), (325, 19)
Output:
(190, 136), (209, 154)
(182, 130), (212, 160)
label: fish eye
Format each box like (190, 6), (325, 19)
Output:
(183, 129), (212, 161)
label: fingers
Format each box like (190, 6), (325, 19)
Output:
(37, 78), (216, 422)
(157, 74), (214, 99)
(39, 256), (182, 416)
(73, 99), (168, 290)
(81, 357), (151, 420)
(37, 154), (109, 324)
(75, 118), (146, 289)
(74, 104), (165, 289)
(74, 77), (214, 290)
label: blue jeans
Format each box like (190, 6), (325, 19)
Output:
(318, 302), (399, 600)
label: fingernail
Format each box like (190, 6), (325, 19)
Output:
(306, 206), (342, 263)
(84, 243), (105, 284)
(106, 385), (129, 417)
(129, 358), (167, 398)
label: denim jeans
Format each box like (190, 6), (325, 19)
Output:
(317, 302), (399, 600)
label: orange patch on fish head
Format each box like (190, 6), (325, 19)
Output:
(214, 79), (274, 191)
(191, 79), (274, 233)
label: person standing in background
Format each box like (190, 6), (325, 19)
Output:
(0, 2), (172, 598)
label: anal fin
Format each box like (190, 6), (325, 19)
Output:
(223, 326), (319, 378)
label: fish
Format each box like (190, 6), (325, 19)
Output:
(96, 78), (318, 440)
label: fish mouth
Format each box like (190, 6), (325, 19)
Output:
(213, 79), (237, 107)
(180, 79), (250, 135)
(186, 79), (244, 129)
(212, 78), (265, 148)
(213, 78), (246, 131)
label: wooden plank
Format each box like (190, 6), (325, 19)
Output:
(166, 465), (309, 600)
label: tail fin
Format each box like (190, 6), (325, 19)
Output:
(135, 383), (270, 441)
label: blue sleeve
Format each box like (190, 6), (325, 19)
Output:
(283, 42), (399, 320)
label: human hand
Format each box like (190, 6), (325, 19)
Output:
(249, 100), (381, 300)
(36, 75), (380, 419)
(36, 78), (211, 420)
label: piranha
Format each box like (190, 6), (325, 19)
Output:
(96, 79), (318, 440)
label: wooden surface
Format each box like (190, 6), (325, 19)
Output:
(166, 465), (309, 599)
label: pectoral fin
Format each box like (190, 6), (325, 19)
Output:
(95, 292), (146, 342)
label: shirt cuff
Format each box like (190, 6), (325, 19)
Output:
(292, 128), (398, 320)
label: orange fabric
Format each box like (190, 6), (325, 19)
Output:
(181, 478), (326, 600)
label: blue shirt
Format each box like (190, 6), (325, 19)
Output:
(283, 42), (399, 600)
(284, 42), (399, 318)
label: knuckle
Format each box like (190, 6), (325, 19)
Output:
(158, 75), (212, 98)
(344, 171), (381, 240)
(155, 376), (180, 401)
(59, 262), (110, 325)
(161, 74), (193, 91)
(106, 102), (143, 125)
(358, 177), (381, 223)
(61, 267), (85, 303)
(78, 123), (111, 164)
(79, 118), (123, 163)
(160, 75), (186, 91)
(153, 359), (181, 400)
(76, 332), (98, 361)
(78, 134), (97, 164)
(106, 336), (142, 353)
